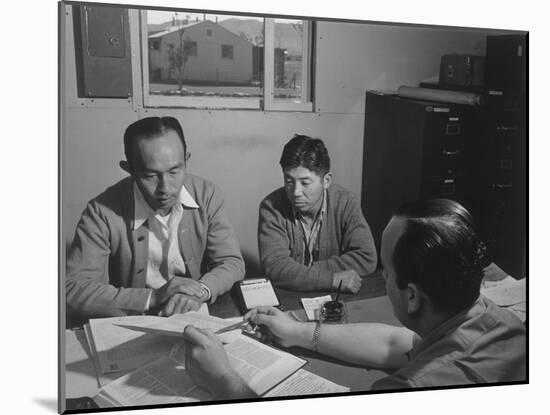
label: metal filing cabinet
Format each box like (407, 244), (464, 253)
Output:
(361, 91), (483, 258)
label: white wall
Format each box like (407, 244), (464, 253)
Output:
(61, 5), (503, 274)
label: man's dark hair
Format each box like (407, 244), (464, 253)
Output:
(123, 117), (187, 167)
(392, 199), (488, 315)
(279, 134), (331, 177)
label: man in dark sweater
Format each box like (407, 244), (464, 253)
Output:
(258, 135), (377, 293)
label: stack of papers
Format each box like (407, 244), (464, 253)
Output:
(84, 311), (348, 407)
(481, 276), (526, 322)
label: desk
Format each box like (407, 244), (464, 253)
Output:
(64, 271), (395, 403)
(210, 270), (387, 318)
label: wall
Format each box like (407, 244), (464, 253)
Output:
(62, 4), (501, 274)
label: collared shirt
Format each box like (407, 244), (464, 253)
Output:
(133, 182), (202, 310)
(294, 190), (327, 267)
(371, 296), (526, 390)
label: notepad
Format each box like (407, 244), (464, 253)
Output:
(239, 278), (280, 310)
(301, 295), (332, 321)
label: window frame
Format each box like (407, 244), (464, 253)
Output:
(221, 44), (234, 60)
(184, 40), (198, 57)
(263, 18), (313, 112)
(140, 11), (314, 111)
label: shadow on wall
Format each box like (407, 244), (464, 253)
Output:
(242, 248), (262, 278)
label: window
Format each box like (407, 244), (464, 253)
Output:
(150, 40), (160, 50)
(268, 18), (312, 108)
(184, 40), (197, 56)
(142, 10), (314, 110)
(221, 44), (234, 60)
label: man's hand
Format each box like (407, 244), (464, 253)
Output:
(333, 269), (362, 293)
(245, 306), (302, 348)
(150, 277), (207, 310)
(159, 293), (203, 317)
(183, 326), (255, 400)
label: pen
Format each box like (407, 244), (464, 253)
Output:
(334, 280), (343, 303)
(214, 320), (249, 334)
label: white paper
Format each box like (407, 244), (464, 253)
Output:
(95, 345), (210, 407)
(264, 369), (350, 397)
(301, 295), (332, 321)
(481, 277), (526, 306)
(115, 312), (243, 343)
(241, 279), (279, 308)
(94, 334), (306, 406)
(88, 316), (180, 374)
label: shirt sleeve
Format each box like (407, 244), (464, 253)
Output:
(370, 374), (414, 391)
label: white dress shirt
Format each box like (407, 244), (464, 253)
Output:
(133, 182), (210, 311)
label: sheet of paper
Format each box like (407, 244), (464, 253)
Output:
(94, 344), (210, 407)
(88, 316), (180, 374)
(264, 369), (350, 397)
(241, 279), (279, 308)
(301, 295), (332, 321)
(481, 277), (526, 306)
(224, 335), (306, 395)
(115, 312), (243, 343)
(94, 334), (306, 406)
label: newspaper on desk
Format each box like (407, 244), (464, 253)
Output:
(264, 369), (349, 397)
(301, 295), (332, 321)
(94, 321), (308, 406)
(481, 276), (526, 322)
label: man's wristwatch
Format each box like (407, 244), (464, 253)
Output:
(199, 282), (212, 302)
(311, 321), (321, 352)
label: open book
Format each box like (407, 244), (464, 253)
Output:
(94, 332), (307, 406)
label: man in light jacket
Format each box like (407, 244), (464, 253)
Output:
(66, 116), (245, 320)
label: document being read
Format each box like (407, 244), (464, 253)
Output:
(264, 369), (349, 397)
(95, 333), (306, 406)
(86, 305), (214, 374)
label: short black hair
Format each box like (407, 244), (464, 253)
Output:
(279, 134), (330, 177)
(123, 117), (187, 167)
(392, 199), (488, 315)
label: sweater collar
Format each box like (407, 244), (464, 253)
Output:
(132, 181), (199, 230)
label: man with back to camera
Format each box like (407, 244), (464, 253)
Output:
(257, 134), (377, 293)
(66, 116), (245, 320)
(181, 199), (526, 398)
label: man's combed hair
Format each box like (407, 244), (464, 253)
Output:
(392, 199), (488, 315)
(123, 116), (187, 166)
(279, 134), (331, 177)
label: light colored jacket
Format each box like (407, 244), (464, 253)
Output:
(371, 296), (526, 390)
(66, 174), (245, 318)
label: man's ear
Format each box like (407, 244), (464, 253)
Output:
(323, 172), (332, 189)
(119, 160), (132, 175)
(406, 283), (423, 314)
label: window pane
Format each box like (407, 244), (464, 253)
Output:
(273, 19), (307, 103)
(147, 11), (263, 100)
